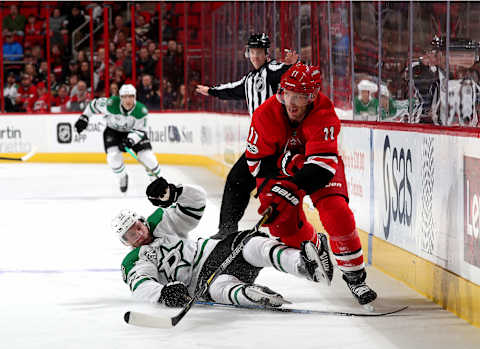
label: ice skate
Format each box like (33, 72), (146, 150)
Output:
(300, 232), (334, 285)
(119, 173), (129, 193)
(243, 284), (291, 307)
(342, 269), (377, 305)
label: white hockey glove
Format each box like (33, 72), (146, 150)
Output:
(146, 177), (183, 208)
(159, 281), (191, 307)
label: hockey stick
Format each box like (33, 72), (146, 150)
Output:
(0, 146), (37, 161)
(124, 146), (159, 178)
(124, 207), (272, 328)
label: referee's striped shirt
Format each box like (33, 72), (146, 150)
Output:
(208, 60), (292, 117)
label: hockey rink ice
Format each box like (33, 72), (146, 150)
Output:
(1, 162), (480, 349)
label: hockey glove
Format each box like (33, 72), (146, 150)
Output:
(120, 137), (135, 151)
(146, 177), (183, 208)
(258, 179), (304, 225)
(159, 281), (191, 308)
(278, 151), (305, 176)
(74, 114), (89, 134)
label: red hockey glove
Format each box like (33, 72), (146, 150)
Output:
(258, 179), (304, 226)
(277, 151), (305, 177)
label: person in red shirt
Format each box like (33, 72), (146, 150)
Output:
(32, 81), (50, 113)
(245, 62), (377, 305)
(16, 73), (37, 112)
(52, 84), (70, 111)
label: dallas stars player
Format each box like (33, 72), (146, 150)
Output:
(112, 177), (333, 308)
(74, 84), (161, 193)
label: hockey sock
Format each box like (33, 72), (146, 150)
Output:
(107, 147), (126, 178)
(137, 150), (161, 177)
(242, 237), (304, 277)
(315, 195), (364, 272)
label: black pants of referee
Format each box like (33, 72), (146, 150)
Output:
(215, 152), (257, 238)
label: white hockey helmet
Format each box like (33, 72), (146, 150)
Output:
(380, 84), (390, 97)
(119, 84), (136, 97)
(357, 79), (378, 93)
(111, 209), (141, 245)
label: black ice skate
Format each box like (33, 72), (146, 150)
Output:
(242, 284), (291, 307)
(119, 174), (129, 193)
(342, 269), (377, 305)
(300, 232), (334, 286)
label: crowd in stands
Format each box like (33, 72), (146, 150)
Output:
(1, 3), (202, 113)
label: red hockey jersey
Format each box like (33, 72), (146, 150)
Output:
(245, 93), (340, 180)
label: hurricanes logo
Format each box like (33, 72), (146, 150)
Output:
(254, 76), (265, 92)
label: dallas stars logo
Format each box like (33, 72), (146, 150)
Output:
(157, 240), (191, 280)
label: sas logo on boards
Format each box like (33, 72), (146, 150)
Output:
(382, 135), (413, 240)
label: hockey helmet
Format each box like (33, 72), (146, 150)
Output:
(119, 84), (136, 97)
(277, 63), (321, 106)
(246, 33), (271, 49)
(357, 79), (378, 93)
(112, 209), (145, 245)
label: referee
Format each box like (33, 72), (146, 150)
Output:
(196, 33), (298, 239)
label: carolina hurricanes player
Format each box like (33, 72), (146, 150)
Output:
(245, 62), (377, 305)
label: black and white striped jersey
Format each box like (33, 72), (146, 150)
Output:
(208, 60), (292, 117)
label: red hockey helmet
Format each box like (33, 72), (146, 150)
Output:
(280, 62), (321, 94)
(277, 62), (321, 105)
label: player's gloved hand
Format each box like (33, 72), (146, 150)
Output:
(258, 179), (304, 225)
(146, 177), (183, 208)
(74, 114), (89, 134)
(120, 137), (135, 151)
(277, 150), (305, 176)
(159, 281), (191, 307)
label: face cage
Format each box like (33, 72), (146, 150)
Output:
(276, 87), (316, 106)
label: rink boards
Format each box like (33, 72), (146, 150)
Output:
(1, 113), (479, 327)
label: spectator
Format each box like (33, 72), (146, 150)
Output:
(111, 67), (126, 87)
(67, 80), (92, 111)
(16, 74), (37, 112)
(110, 82), (120, 96)
(50, 72), (60, 96)
(114, 47), (132, 77)
(31, 45), (44, 65)
(78, 61), (92, 88)
(37, 61), (49, 82)
(3, 5), (26, 36)
(67, 60), (80, 77)
(52, 84), (70, 111)
(163, 40), (181, 89)
(162, 79), (176, 109)
(353, 79), (378, 120)
(137, 46), (156, 76)
(32, 82), (50, 113)
(4, 72), (19, 112)
(49, 8), (66, 33)
(24, 64), (38, 84)
(176, 84), (187, 109)
(24, 14), (45, 48)
(161, 17), (175, 43)
(111, 15), (129, 45)
(66, 6), (85, 34)
(147, 41), (156, 56)
(134, 14), (152, 45)
(52, 56), (67, 84)
(68, 74), (79, 96)
(3, 31), (23, 61)
(77, 50), (88, 64)
(137, 74), (160, 109)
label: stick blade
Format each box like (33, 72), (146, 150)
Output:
(21, 146), (37, 161)
(124, 311), (173, 328)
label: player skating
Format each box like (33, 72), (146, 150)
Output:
(74, 84), (161, 193)
(113, 177), (331, 308)
(196, 33), (299, 239)
(245, 62), (377, 305)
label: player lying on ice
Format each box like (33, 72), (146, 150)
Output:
(113, 177), (334, 308)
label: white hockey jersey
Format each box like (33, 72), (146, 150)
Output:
(120, 184), (221, 303)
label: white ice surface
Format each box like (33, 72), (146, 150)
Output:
(0, 163), (479, 349)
